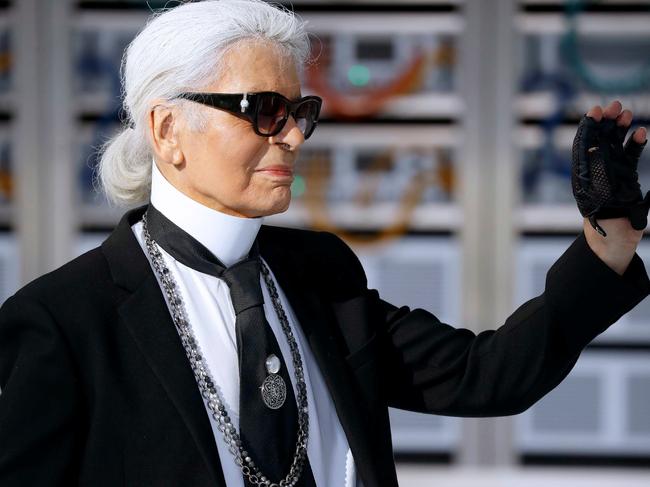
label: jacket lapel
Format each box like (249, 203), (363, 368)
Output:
(102, 204), (227, 487)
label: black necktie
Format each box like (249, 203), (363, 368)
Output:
(144, 204), (316, 487)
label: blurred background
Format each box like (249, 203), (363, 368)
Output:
(2, 0), (650, 485)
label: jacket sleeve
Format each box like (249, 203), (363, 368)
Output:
(0, 293), (82, 486)
(323, 230), (650, 418)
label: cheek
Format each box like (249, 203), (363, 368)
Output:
(185, 115), (269, 191)
(195, 138), (267, 191)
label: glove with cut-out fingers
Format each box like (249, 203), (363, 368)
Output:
(571, 114), (650, 237)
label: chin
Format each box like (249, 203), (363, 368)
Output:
(260, 197), (291, 217)
(242, 198), (289, 219)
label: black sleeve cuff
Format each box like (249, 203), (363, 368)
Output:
(544, 231), (650, 350)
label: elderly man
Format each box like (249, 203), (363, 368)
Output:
(0, 1), (648, 486)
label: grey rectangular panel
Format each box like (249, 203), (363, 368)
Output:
(531, 376), (600, 433)
(627, 375), (650, 436)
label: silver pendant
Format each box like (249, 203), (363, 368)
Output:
(261, 373), (287, 409)
(261, 354), (286, 409)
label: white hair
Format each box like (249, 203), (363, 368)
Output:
(96, 0), (313, 207)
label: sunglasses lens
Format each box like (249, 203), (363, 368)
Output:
(294, 101), (316, 137)
(257, 94), (287, 134)
(256, 93), (321, 137)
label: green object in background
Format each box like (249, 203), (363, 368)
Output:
(347, 64), (371, 87)
(291, 175), (306, 197)
(562, 0), (650, 94)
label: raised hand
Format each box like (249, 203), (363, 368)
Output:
(572, 100), (649, 239)
(572, 100), (649, 275)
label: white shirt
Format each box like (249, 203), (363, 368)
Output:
(130, 160), (360, 487)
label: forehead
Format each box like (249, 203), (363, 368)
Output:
(217, 41), (302, 99)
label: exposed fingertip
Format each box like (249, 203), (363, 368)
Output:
(634, 126), (648, 144)
(586, 106), (602, 121)
(616, 110), (632, 126)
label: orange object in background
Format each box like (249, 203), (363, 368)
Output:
(305, 44), (429, 120)
(0, 166), (12, 202)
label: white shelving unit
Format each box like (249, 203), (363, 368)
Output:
(9, 0), (650, 475)
(512, 0), (650, 466)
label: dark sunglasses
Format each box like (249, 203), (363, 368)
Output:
(174, 91), (322, 140)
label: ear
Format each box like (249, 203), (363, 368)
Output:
(148, 101), (185, 167)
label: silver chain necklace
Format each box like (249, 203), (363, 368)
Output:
(141, 213), (309, 487)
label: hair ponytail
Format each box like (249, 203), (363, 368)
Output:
(96, 127), (152, 206)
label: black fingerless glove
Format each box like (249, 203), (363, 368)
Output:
(571, 114), (650, 237)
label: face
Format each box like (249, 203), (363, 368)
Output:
(150, 40), (306, 218)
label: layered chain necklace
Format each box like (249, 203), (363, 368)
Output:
(141, 213), (310, 487)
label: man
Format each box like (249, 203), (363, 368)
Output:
(0, 0), (648, 485)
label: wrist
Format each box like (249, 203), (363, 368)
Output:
(583, 218), (639, 275)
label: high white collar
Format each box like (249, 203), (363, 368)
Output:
(149, 159), (264, 267)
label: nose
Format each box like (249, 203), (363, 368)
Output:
(271, 114), (305, 149)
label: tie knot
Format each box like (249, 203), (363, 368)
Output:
(221, 257), (264, 315)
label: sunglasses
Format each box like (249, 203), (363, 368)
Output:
(174, 91), (322, 140)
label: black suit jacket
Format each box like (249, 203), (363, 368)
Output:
(1, 203), (649, 486)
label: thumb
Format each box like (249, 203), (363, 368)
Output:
(623, 128), (648, 167)
(629, 190), (650, 231)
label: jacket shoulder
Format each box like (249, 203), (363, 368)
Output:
(261, 223), (368, 298)
(260, 223), (356, 261)
(9, 245), (113, 308)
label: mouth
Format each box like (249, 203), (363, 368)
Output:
(257, 166), (294, 178)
